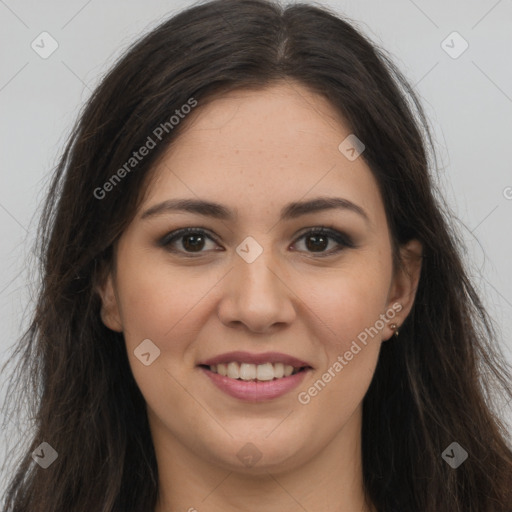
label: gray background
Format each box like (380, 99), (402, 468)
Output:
(1, 0), (511, 495)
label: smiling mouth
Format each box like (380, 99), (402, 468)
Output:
(199, 362), (309, 381)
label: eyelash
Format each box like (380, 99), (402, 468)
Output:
(158, 226), (355, 258)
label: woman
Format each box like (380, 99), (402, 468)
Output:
(2, 0), (511, 511)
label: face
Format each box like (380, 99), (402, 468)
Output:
(98, 82), (421, 475)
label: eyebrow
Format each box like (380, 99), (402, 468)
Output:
(140, 196), (370, 223)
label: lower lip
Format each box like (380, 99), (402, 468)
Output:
(200, 367), (310, 402)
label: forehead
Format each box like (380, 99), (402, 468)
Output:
(142, 82), (385, 229)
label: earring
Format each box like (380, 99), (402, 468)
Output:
(389, 323), (400, 337)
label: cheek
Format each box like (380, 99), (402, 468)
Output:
(302, 257), (392, 348)
(114, 259), (205, 410)
(116, 253), (218, 346)
(296, 267), (387, 422)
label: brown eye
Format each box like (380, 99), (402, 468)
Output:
(159, 228), (220, 255)
(304, 233), (329, 252)
(293, 227), (355, 256)
(181, 233), (206, 252)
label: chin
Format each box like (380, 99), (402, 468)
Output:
(204, 435), (308, 475)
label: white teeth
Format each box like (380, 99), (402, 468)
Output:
(239, 363), (256, 380)
(207, 362), (302, 380)
(273, 362), (284, 378)
(227, 362), (240, 379)
(256, 362), (274, 381)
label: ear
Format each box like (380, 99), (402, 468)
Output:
(384, 239), (423, 339)
(96, 270), (123, 332)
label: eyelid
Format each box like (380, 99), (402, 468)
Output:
(295, 225), (354, 246)
(158, 227), (220, 250)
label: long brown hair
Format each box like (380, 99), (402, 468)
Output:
(2, 1), (511, 511)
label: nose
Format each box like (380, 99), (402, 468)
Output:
(216, 248), (297, 334)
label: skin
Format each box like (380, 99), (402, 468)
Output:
(98, 81), (422, 512)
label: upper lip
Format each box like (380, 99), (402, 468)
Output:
(199, 351), (313, 368)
